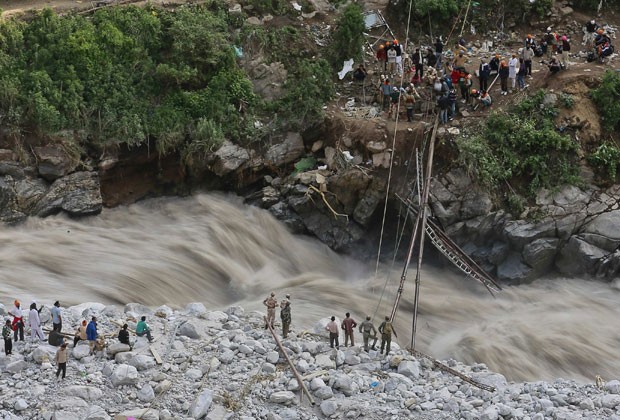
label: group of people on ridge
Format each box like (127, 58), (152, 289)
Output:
(369, 18), (612, 125)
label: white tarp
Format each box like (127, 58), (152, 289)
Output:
(338, 59), (354, 80)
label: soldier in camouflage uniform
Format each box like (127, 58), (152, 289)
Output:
(358, 316), (378, 352)
(378, 316), (397, 355)
(263, 292), (277, 329)
(280, 297), (291, 338)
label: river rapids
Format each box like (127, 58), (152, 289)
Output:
(0, 193), (618, 383)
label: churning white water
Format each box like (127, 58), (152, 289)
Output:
(0, 193), (618, 383)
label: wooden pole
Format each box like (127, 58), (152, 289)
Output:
(264, 317), (315, 405)
(410, 115), (439, 351)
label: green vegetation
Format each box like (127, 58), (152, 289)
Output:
(458, 90), (580, 196)
(0, 4), (336, 164)
(591, 70), (620, 132)
(587, 142), (620, 182)
(330, 3), (365, 67)
(390, 0), (552, 31)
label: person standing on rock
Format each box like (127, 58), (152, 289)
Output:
(280, 297), (291, 339)
(29, 302), (45, 342)
(263, 292), (278, 329)
(74, 320), (87, 347)
(55, 342), (68, 380)
(378, 316), (397, 355)
(51, 301), (62, 333)
(136, 316), (154, 343)
(86, 316), (98, 355)
(341, 313), (357, 347)
(326, 316), (339, 348)
(358, 316), (378, 352)
(3, 319), (13, 356)
(8, 300), (24, 342)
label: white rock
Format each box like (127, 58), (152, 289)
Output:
(52, 411), (80, 420)
(607, 380), (620, 394)
(315, 354), (333, 369)
(107, 343), (131, 356)
(262, 363), (276, 374)
(397, 360), (420, 379)
(138, 384), (155, 403)
(84, 405), (110, 420)
(32, 345), (56, 363)
(63, 386), (103, 401)
(344, 353), (361, 365)
(481, 406), (499, 420)
(225, 306), (244, 317)
(204, 311), (228, 322)
(310, 378), (325, 390)
(6, 360), (28, 373)
(111, 364), (139, 386)
(186, 368), (203, 380)
(186, 302), (207, 315)
(190, 389), (214, 419)
(154, 305), (174, 318)
(14, 399), (28, 411)
(128, 354), (156, 371)
(119, 409), (159, 420)
(314, 386), (334, 400)
(602, 394), (620, 409)
(218, 349), (235, 364)
(269, 391), (297, 405)
(155, 379), (172, 394)
(296, 359), (309, 373)
(320, 399), (338, 416)
(179, 322), (201, 339)
(72, 344), (91, 360)
(124, 302), (153, 315)
(266, 351), (279, 364)
(579, 398), (595, 410)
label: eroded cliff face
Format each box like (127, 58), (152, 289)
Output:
(0, 105), (618, 282)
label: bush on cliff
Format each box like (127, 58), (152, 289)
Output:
(0, 4), (334, 161)
(591, 70), (620, 132)
(458, 90), (580, 195)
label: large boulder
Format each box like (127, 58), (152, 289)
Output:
(269, 390), (297, 405)
(582, 210), (620, 251)
(211, 141), (250, 176)
(522, 238), (559, 276)
(245, 59), (288, 101)
(265, 132), (305, 167)
(63, 386), (103, 402)
(460, 190), (493, 219)
(0, 177), (26, 224)
(33, 171), (102, 217)
(14, 178), (48, 213)
(111, 364), (139, 386)
(503, 219), (556, 250)
(556, 236), (607, 276)
(34, 145), (78, 181)
(497, 252), (533, 284)
(189, 389), (214, 419)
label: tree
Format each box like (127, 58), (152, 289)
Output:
(330, 3), (365, 67)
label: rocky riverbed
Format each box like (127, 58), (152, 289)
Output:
(1, 302), (620, 420)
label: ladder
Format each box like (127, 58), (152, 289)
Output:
(397, 195), (502, 294)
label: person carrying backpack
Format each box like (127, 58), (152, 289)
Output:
(378, 316), (397, 355)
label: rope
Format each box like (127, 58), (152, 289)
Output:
(371, 0), (416, 292)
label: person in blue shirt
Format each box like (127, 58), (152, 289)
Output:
(86, 316), (98, 355)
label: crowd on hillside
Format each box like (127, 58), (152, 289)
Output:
(351, 19), (615, 125)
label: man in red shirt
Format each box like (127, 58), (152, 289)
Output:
(341, 313), (358, 347)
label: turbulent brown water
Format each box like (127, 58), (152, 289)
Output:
(1, 193), (619, 383)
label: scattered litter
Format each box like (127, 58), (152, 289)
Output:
(292, 1), (302, 11)
(338, 59), (354, 80)
(344, 98), (356, 110)
(254, 121), (263, 128)
(447, 127), (461, 135)
(317, 165), (327, 170)
(342, 151), (354, 161)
